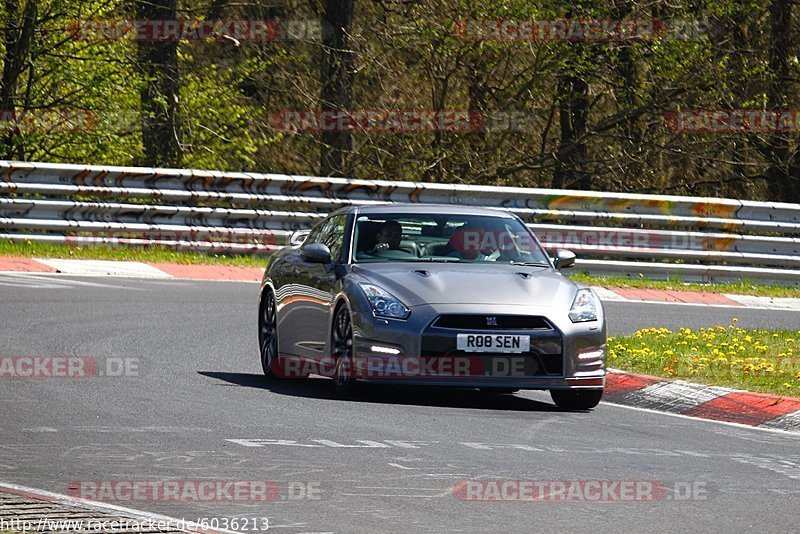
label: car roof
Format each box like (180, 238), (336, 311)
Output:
(331, 203), (515, 218)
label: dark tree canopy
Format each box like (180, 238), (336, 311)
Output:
(1, 0), (799, 202)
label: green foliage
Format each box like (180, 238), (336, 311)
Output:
(609, 324), (800, 396)
(0, 0), (798, 200)
(0, 239), (266, 267)
(568, 272), (800, 298)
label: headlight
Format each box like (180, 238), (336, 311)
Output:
(358, 283), (410, 319)
(569, 288), (598, 323)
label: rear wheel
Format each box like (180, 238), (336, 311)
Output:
(550, 389), (603, 411)
(259, 291), (281, 378)
(332, 305), (358, 396)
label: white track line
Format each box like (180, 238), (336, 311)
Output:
(621, 380), (734, 414)
(592, 286), (800, 312)
(0, 270), (259, 285)
(0, 272), (142, 289)
(725, 294), (800, 311)
(602, 297), (800, 312)
(590, 286), (627, 301)
(601, 401), (800, 436)
(34, 258), (173, 278)
(0, 480), (240, 534)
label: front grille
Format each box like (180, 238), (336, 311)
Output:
(432, 315), (552, 330)
(421, 314), (564, 377)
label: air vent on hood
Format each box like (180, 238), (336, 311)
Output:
(412, 270), (430, 277)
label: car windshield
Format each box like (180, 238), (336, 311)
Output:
(352, 213), (551, 265)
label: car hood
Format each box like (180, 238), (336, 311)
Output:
(350, 263), (577, 308)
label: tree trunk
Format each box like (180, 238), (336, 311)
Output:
(552, 75), (589, 190)
(135, 0), (182, 167)
(764, 0), (798, 202)
(0, 0), (37, 160)
(320, 0), (354, 177)
(610, 0), (641, 190)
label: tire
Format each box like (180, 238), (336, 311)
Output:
(550, 389), (603, 411)
(258, 290), (282, 379)
(332, 304), (358, 396)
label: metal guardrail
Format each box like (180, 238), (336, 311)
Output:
(2, 160), (800, 284)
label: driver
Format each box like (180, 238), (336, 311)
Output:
(371, 220), (403, 253)
(447, 223), (488, 260)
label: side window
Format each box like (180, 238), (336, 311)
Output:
(304, 219), (325, 245)
(308, 215), (346, 262)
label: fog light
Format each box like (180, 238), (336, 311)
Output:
(577, 348), (604, 361)
(370, 345), (400, 355)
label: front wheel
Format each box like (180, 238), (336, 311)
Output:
(550, 389), (603, 411)
(332, 305), (358, 397)
(259, 290), (282, 378)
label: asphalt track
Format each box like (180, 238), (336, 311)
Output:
(1, 275), (799, 533)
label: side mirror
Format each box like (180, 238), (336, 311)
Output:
(300, 243), (332, 264)
(289, 229), (311, 246)
(553, 249), (576, 269)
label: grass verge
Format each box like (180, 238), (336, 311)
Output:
(608, 321), (800, 396)
(0, 240), (266, 268)
(569, 272), (800, 299)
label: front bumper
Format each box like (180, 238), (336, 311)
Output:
(350, 303), (606, 390)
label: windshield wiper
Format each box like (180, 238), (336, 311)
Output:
(412, 257), (461, 262)
(508, 260), (551, 267)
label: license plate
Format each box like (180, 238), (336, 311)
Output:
(456, 333), (530, 353)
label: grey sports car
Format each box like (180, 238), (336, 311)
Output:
(258, 204), (606, 410)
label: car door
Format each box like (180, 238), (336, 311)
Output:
(280, 214), (348, 359)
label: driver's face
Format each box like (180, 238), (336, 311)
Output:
(377, 226), (402, 248)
